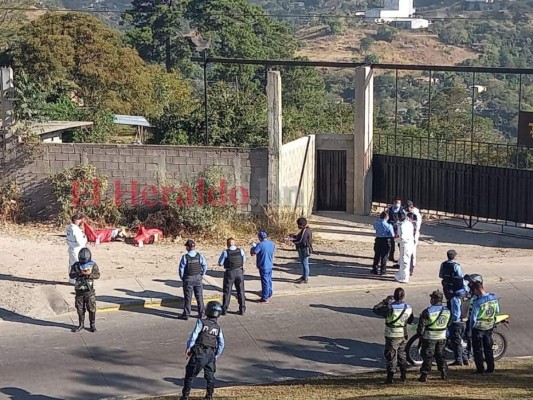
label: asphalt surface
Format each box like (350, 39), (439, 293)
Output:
(0, 281), (530, 400)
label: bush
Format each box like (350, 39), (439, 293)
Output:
(0, 181), (26, 223)
(49, 164), (121, 225)
(373, 26), (397, 43)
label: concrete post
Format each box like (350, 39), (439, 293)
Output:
(267, 70), (282, 208)
(0, 67), (15, 163)
(1, 67), (14, 129)
(354, 66), (374, 215)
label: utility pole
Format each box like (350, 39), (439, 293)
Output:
(165, 0), (172, 72)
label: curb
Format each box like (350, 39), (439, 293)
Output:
(74, 275), (510, 314)
(95, 293), (224, 312)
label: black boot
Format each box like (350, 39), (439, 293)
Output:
(418, 373), (428, 382)
(400, 368), (407, 382)
(179, 396), (189, 400)
(72, 315), (84, 333)
(89, 312), (97, 332)
(441, 369), (448, 380)
(384, 372), (394, 384)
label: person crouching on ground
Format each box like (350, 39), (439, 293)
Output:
(69, 247), (100, 333)
(286, 217), (313, 284)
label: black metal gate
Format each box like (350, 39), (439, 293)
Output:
(316, 150), (346, 211)
(372, 154), (533, 225)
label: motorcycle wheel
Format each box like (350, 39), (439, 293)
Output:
(493, 331), (508, 360)
(406, 333), (424, 366)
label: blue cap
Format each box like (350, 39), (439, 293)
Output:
(258, 231), (268, 240)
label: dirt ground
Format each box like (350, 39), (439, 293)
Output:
(1, 216), (532, 320)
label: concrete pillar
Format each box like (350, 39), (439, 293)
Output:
(1, 67), (14, 130)
(267, 70), (282, 208)
(354, 66), (373, 215)
(0, 67), (15, 163)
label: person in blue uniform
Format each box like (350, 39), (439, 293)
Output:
(218, 238), (247, 316)
(180, 301), (225, 400)
(372, 211), (395, 275)
(470, 281), (500, 374)
(250, 231), (275, 303)
(178, 239), (208, 320)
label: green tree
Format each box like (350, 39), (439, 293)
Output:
(373, 25), (397, 43)
(359, 36), (375, 53)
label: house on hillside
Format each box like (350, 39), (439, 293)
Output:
(365, 0), (415, 21)
(365, 0), (429, 29)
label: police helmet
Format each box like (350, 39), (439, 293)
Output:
(78, 248), (92, 264)
(205, 301), (223, 318)
(430, 290), (444, 303)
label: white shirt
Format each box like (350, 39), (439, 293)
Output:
(411, 207), (422, 233)
(66, 223), (87, 249)
(398, 220), (414, 244)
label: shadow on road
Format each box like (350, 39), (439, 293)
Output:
(309, 304), (381, 319)
(0, 387), (63, 399)
(0, 274), (68, 286)
(0, 308), (72, 330)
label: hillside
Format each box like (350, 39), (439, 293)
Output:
(296, 25), (479, 65)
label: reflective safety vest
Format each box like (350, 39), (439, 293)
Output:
(423, 305), (451, 340)
(385, 303), (413, 338)
(473, 294), (499, 330)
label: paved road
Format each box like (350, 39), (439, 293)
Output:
(0, 281), (531, 400)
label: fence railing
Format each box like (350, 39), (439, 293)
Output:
(374, 132), (533, 170)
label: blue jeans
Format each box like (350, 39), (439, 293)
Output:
(297, 248), (310, 280)
(259, 269), (273, 301)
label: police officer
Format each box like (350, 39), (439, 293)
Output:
(387, 198), (406, 262)
(439, 250), (464, 303)
(218, 238), (246, 316)
(180, 301), (225, 400)
(372, 287), (414, 384)
(417, 290), (451, 382)
(470, 281), (500, 374)
(69, 247), (100, 333)
(372, 211), (395, 275)
(250, 231), (275, 303)
(464, 274), (483, 360)
(178, 239), (207, 320)
(448, 288), (470, 366)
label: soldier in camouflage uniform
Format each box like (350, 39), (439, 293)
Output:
(69, 247), (100, 333)
(373, 287), (414, 384)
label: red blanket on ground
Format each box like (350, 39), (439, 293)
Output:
(133, 226), (163, 245)
(84, 223), (115, 243)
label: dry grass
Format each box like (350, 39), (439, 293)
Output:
(296, 26), (478, 66)
(141, 359), (533, 400)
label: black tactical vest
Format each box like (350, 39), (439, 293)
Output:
(224, 249), (243, 270)
(441, 261), (463, 293)
(196, 319), (220, 349)
(185, 253), (202, 276)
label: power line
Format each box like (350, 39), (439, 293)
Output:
(0, 6), (524, 22)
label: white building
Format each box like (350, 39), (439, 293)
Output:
(365, 0), (416, 22)
(392, 18), (429, 29)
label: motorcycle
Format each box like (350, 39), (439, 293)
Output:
(406, 313), (510, 366)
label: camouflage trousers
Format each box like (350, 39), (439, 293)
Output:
(75, 291), (96, 316)
(384, 337), (407, 373)
(420, 339), (448, 376)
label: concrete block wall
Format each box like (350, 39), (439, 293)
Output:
(279, 135), (315, 217)
(1, 143), (269, 219)
(315, 134), (354, 213)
